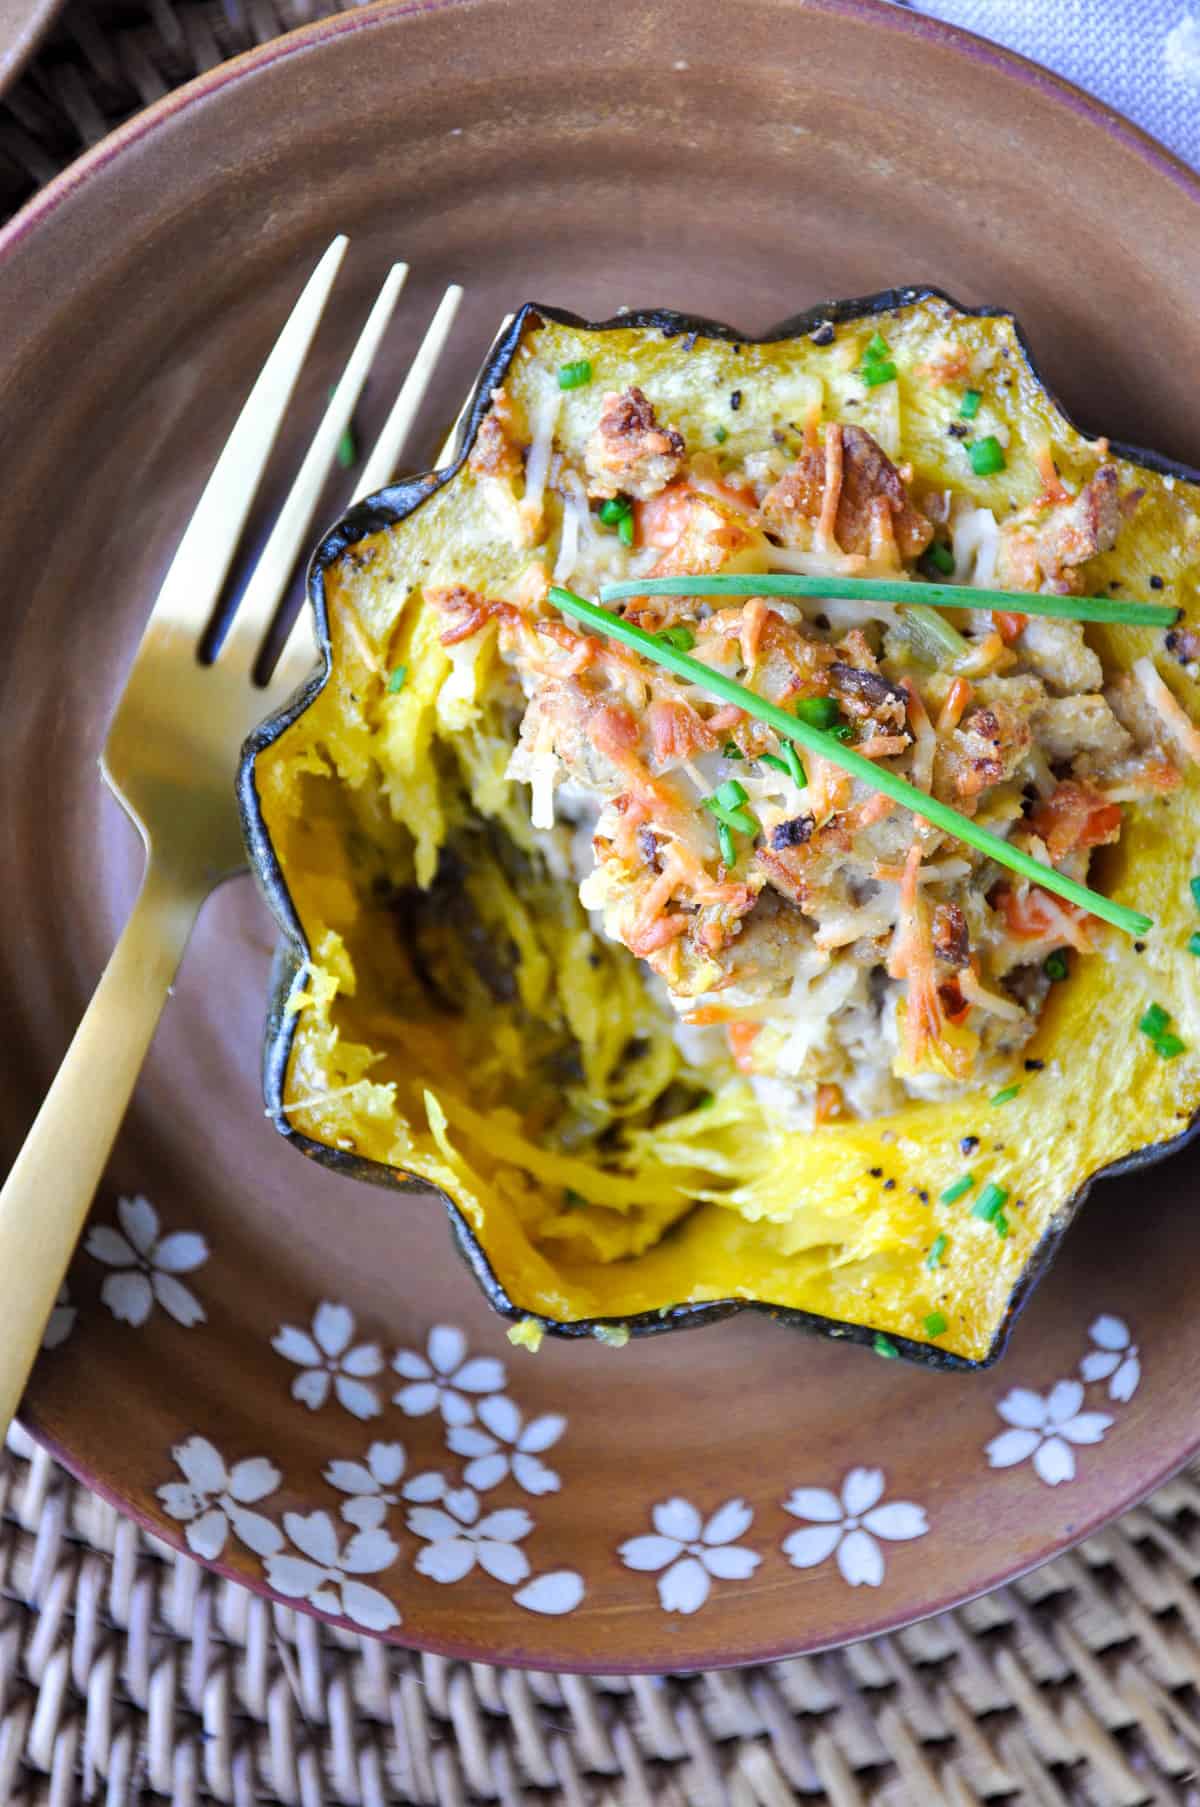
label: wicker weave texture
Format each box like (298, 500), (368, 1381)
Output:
(0, 0), (364, 217)
(5, 1422), (1200, 1805)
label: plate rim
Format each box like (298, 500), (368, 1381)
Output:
(7, 0), (1200, 1668)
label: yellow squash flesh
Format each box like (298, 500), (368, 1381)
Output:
(246, 294), (1200, 1365)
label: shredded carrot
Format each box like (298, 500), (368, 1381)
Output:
(936, 676), (973, 734)
(855, 733), (911, 760)
(815, 1083), (844, 1124)
(901, 679), (936, 792)
(994, 883), (1093, 952)
(992, 610), (1028, 645)
(1034, 441), (1071, 507)
(816, 422), (844, 552)
(853, 791), (897, 829)
(955, 630), (1015, 677)
(727, 1021), (762, 1072)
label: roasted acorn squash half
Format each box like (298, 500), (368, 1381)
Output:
(239, 289), (1200, 1369)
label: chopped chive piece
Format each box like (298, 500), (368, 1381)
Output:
(386, 664), (408, 694)
(597, 572), (1178, 630)
(558, 359), (592, 390)
(717, 820), (735, 867)
(1139, 1002), (1171, 1039)
(873, 1332), (899, 1359)
(865, 331), (889, 361)
(1156, 1032), (1186, 1059)
(969, 435), (1007, 476)
(960, 388), (982, 420)
(657, 625), (695, 652)
(1188, 931), (1200, 956)
(714, 779), (749, 809)
(926, 541), (955, 576)
(547, 586), (1156, 938)
(940, 1173), (975, 1206)
(598, 496), (632, 525)
(1191, 875), (1200, 909)
(714, 425), (728, 444)
(863, 359), (898, 387)
(990, 1083), (1021, 1105)
(972, 1181), (1009, 1222)
(831, 722), (855, 743)
(759, 746), (809, 786)
(1044, 951), (1069, 981)
(782, 742), (807, 787)
(705, 799), (758, 835)
(694, 1092), (715, 1110)
(722, 741), (744, 760)
(618, 512), (635, 548)
(994, 1212), (1010, 1238)
(925, 1234), (948, 1270)
(795, 695), (841, 729)
(923, 1312), (948, 1338)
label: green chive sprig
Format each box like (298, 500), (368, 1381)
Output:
(547, 586), (1154, 937)
(969, 436), (1007, 476)
(1139, 1001), (1187, 1059)
(940, 1173), (975, 1206)
(597, 573), (1178, 630)
(558, 359), (592, 390)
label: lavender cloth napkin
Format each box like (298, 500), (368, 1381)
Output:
(912, 0), (1200, 171)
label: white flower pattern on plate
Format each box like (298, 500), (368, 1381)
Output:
(447, 1395), (565, 1495)
(986, 1380), (1112, 1486)
(272, 1302), (384, 1420)
(41, 1283), (76, 1350)
(84, 1195), (208, 1327)
(619, 1498), (760, 1615)
(392, 1325), (505, 1426)
(324, 1441), (444, 1528)
(513, 1571), (587, 1616)
(1080, 1315), (1140, 1403)
(782, 1468), (928, 1588)
(157, 1436), (283, 1560)
(408, 1486), (534, 1584)
(265, 1510), (400, 1632)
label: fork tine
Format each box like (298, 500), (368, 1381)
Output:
(352, 283), (464, 503)
(269, 283), (465, 689)
(218, 261), (410, 673)
(144, 236), (348, 644)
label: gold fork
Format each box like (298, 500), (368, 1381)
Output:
(0, 240), (464, 1431)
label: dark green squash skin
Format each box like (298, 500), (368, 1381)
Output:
(238, 287), (1200, 1371)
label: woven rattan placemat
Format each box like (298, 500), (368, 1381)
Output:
(7, 6), (1200, 1801)
(6, 1423), (1200, 1804)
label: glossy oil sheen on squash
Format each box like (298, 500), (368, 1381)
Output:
(242, 293), (1200, 1368)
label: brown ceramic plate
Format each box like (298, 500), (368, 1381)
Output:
(3, 0), (1200, 1671)
(0, 0), (59, 91)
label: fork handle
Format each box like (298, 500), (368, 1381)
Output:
(0, 857), (203, 1433)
